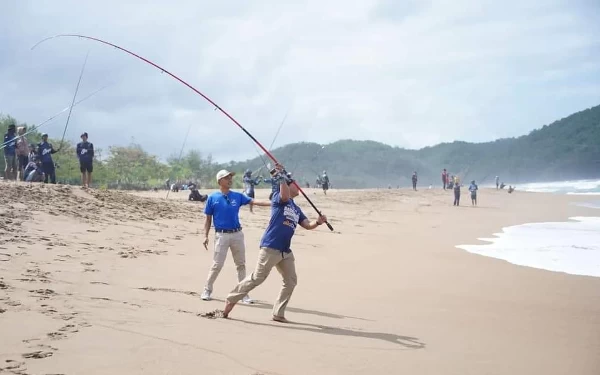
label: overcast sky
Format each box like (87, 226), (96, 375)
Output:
(1, 0), (599, 163)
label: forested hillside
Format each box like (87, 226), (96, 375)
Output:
(231, 104), (600, 187)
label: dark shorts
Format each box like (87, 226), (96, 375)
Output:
(80, 160), (93, 173)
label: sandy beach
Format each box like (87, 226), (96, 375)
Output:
(1, 183), (599, 375)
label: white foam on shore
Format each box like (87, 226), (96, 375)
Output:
(520, 179), (600, 194)
(456, 217), (600, 278)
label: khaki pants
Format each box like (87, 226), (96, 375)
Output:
(204, 231), (247, 293)
(227, 247), (297, 318)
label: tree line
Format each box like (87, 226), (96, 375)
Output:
(3, 102), (599, 189)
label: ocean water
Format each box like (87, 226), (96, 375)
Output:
(457, 179), (600, 278)
(519, 179), (600, 195)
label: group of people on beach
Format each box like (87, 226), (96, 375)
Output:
(3, 123), (95, 187)
(442, 168), (479, 206)
(200, 164), (328, 322)
(242, 168), (331, 199)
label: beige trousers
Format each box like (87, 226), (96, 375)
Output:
(204, 231), (246, 293)
(227, 247), (297, 318)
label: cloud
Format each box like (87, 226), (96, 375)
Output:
(1, 0), (599, 163)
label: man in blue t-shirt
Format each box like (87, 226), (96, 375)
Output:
(37, 133), (59, 184)
(76, 132), (94, 188)
(242, 169), (261, 198)
(200, 169), (271, 303)
(222, 164), (328, 323)
(3, 124), (18, 180)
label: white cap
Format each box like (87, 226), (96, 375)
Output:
(216, 169), (235, 182)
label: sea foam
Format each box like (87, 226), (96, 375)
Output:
(456, 217), (600, 278)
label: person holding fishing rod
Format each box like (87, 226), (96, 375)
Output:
(222, 163), (328, 322)
(243, 169), (262, 199)
(38, 133), (60, 184)
(201, 169), (272, 303)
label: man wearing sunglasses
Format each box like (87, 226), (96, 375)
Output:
(222, 164), (328, 323)
(201, 169), (271, 303)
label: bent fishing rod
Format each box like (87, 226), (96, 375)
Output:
(32, 34), (334, 231)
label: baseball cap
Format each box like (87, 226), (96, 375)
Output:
(81, 132), (88, 138)
(216, 169), (235, 182)
(41, 133), (48, 137)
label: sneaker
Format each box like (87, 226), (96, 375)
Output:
(201, 290), (211, 301)
(242, 295), (254, 304)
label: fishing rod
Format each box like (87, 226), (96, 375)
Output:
(166, 123), (193, 199)
(0, 84), (110, 151)
(58, 51), (89, 151)
(32, 34), (334, 231)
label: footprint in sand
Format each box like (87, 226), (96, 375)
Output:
(1, 360), (27, 372)
(22, 350), (53, 359)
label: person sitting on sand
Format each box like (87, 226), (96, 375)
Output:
(469, 180), (478, 206)
(24, 157), (44, 183)
(222, 163), (328, 323)
(508, 186), (515, 194)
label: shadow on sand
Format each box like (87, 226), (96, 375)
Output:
(229, 317), (425, 350)
(211, 298), (373, 322)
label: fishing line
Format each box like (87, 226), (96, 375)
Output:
(0, 84), (110, 151)
(58, 50), (90, 151)
(32, 34), (331, 230)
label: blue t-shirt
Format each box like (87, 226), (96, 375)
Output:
(260, 192), (308, 253)
(38, 141), (56, 163)
(204, 191), (252, 230)
(3, 132), (17, 156)
(76, 141), (94, 162)
(243, 175), (260, 195)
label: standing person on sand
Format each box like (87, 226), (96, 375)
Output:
(37, 133), (59, 184)
(442, 169), (447, 190)
(3, 124), (18, 180)
(76, 132), (94, 188)
(412, 171), (418, 191)
(469, 180), (478, 206)
(321, 170), (330, 195)
(15, 126), (29, 181)
(201, 169), (271, 303)
(453, 178), (461, 206)
(222, 163), (328, 322)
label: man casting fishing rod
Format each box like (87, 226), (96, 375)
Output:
(223, 163), (328, 322)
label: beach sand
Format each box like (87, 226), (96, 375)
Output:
(1, 183), (599, 374)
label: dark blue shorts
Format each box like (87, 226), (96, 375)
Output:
(80, 160), (93, 173)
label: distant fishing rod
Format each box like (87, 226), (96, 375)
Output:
(251, 109), (291, 177)
(57, 51), (89, 151)
(0, 84), (110, 151)
(166, 123), (193, 199)
(33, 34), (332, 230)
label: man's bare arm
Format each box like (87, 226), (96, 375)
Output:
(299, 215), (327, 230)
(203, 215), (212, 250)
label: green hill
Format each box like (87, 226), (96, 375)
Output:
(230, 104), (600, 188)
